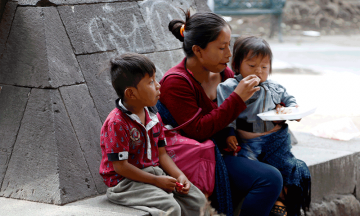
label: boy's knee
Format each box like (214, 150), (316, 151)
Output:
(163, 198), (181, 216)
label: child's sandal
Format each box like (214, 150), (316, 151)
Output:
(269, 205), (287, 216)
(270, 187), (288, 216)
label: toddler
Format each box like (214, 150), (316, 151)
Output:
(217, 36), (311, 216)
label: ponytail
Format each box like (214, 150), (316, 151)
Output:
(168, 9), (229, 57)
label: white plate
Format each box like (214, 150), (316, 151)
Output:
(257, 106), (317, 121)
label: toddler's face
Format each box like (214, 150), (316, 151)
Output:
(240, 52), (270, 83)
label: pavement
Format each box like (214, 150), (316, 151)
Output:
(1, 34), (360, 215)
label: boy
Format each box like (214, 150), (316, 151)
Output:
(99, 53), (206, 216)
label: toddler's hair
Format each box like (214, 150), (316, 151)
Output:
(109, 53), (155, 99)
(232, 36), (273, 75)
(168, 9), (230, 57)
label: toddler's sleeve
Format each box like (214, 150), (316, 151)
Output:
(278, 84), (297, 107)
(217, 79), (238, 129)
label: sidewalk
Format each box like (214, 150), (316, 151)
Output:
(1, 35), (360, 215)
(268, 34), (360, 135)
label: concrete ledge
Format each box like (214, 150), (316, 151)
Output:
(292, 132), (360, 203)
(0, 195), (149, 216)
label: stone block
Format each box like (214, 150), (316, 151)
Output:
(59, 84), (107, 193)
(138, 0), (193, 52)
(355, 152), (360, 201)
(0, 7), (84, 88)
(16, 0), (137, 5)
(194, 0), (212, 12)
(0, 85), (30, 186)
(144, 49), (185, 81)
(58, 2), (155, 55)
(0, 1), (17, 54)
(0, 88), (98, 204)
(293, 145), (356, 203)
(306, 195), (360, 216)
(76, 52), (118, 123)
(0, 0), (8, 20)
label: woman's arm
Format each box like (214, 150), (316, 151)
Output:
(160, 75), (246, 141)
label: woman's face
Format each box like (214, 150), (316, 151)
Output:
(240, 52), (270, 83)
(198, 25), (232, 73)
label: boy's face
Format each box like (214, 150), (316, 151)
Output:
(240, 52), (270, 83)
(134, 72), (161, 107)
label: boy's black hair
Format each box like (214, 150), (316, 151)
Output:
(168, 10), (230, 57)
(231, 36), (273, 75)
(109, 53), (155, 99)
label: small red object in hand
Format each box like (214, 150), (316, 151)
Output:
(175, 182), (183, 191)
(223, 146), (241, 156)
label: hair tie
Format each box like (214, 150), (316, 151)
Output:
(180, 24), (185, 37)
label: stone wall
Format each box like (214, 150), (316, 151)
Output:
(0, 0), (209, 204)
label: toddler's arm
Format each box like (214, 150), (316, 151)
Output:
(277, 83), (297, 107)
(226, 135), (238, 152)
(112, 160), (177, 191)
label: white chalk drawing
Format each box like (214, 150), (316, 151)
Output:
(89, 0), (192, 54)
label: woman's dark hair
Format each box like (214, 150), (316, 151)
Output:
(109, 53), (155, 99)
(168, 10), (230, 57)
(232, 36), (273, 75)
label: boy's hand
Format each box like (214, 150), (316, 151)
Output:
(155, 176), (177, 192)
(176, 174), (190, 194)
(226, 136), (238, 152)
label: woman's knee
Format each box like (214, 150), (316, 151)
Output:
(257, 164), (283, 194)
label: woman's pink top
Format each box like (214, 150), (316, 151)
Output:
(159, 58), (247, 141)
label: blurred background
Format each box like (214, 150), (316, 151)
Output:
(209, 0), (360, 138)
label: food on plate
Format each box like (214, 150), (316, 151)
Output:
(276, 107), (293, 115)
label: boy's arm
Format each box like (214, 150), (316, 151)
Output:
(112, 160), (177, 191)
(158, 147), (190, 194)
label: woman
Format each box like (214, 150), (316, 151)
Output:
(158, 10), (283, 216)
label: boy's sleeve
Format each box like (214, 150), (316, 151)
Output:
(105, 120), (131, 161)
(157, 113), (167, 148)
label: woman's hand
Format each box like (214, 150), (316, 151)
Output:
(234, 75), (261, 102)
(176, 174), (190, 194)
(226, 136), (238, 151)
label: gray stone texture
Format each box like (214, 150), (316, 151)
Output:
(0, 1), (16, 54)
(144, 49), (185, 80)
(0, 89), (99, 204)
(0, 85), (30, 187)
(292, 132), (360, 203)
(138, 0), (195, 52)
(59, 84), (107, 193)
(58, 2), (155, 55)
(0, 0), (8, 20)
(194, 0), (211, 12)
(0, 7), (84, 88)
(306, 195), (360, 216)
(16, 0), (137, 6)
(76, 52), (118, 123)
(309, 153), (357, 203)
